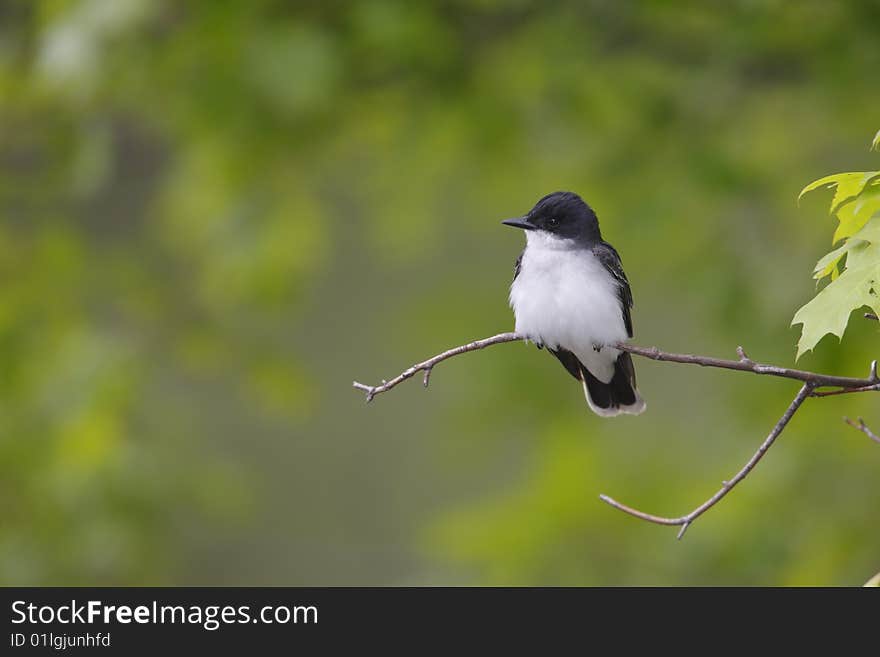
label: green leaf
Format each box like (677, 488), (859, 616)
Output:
(792, 241), (880, 358)
(799, 171), (879, 211)
(832, 184), (880, 243)
(798, 172), (851, 201)
(812, 241), (853, 280)
(812, 213), (880, 280)
(831, 173), (880, 214)
(844, 221), (880, 270)
(853, 180), (880, 215)
(850, 212), (880, 242)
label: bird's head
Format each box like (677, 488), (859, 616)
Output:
(502, 191), (601, 244)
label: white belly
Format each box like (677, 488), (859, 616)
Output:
(509, 234), (627, 383)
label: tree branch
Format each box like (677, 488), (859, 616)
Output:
(615, 343), (879, 389)
(844, 416), (880, 446)
(599, 384), (812, 538)
(353, 331), (879, 536)
(355, 333), (880, 400)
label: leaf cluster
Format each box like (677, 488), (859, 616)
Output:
(792, 133), (880, 358)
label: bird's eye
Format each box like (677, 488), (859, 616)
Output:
(548, 217), (559, 227)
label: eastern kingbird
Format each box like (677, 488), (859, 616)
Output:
(503, 191), (645, 417)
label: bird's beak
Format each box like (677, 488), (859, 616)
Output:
(501, 216), (537, 230)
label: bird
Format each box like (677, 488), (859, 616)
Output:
(502, 191), (645, 417)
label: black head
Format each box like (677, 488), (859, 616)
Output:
(502, 191), (601, 244)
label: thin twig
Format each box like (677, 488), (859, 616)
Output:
(844, 417), (880, 446)
(599, 384), (812, 537)
(353, 332), (520, 401)
(810, 382), (880, 398)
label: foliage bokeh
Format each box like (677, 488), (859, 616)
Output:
(1, 0), (879, 585)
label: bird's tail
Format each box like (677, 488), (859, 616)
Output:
(580, 352), (646, 417)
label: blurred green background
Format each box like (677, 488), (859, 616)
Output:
(1, 0), (878, 586)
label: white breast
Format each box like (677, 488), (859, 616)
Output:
(509, 231), (628, 382)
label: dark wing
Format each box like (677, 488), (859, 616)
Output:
(593, 241), (633, 338)
(513, 250), (524, 281)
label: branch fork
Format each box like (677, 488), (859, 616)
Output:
(353, 332), (878, 538)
